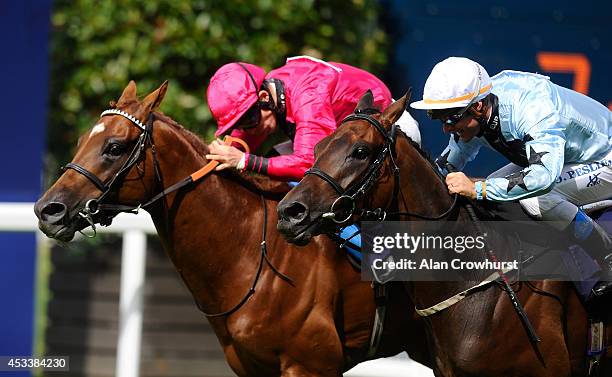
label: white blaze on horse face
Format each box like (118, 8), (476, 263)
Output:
(90, 122), (106, 137)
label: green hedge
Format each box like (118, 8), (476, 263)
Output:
(47, 0), (388, 173)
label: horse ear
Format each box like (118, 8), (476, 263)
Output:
(354, 90), (375, 112)
(380, 88), (412, 127)
(141, 80), (169, 114)
(117, 80), (138, 106)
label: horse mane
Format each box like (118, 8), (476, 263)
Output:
(397, 130), (435, 170)
(404, 133), (432, 163)
(154, 111), (209, 155)
(397, 130), (513, 218)
(222, 170), (292, 201)
(153, 111), (292, 199)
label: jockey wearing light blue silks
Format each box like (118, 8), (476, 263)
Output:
(437, 70), (612, 203)
(410, 57), (612, 300)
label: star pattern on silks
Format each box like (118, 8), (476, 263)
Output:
(527, 146), (549, 167)
(505, 170), (531, 193)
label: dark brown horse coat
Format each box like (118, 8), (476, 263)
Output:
(35, 81), (429, 377)
(277, 92), (591, 377)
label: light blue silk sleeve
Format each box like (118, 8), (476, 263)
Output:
(484, 90), (566, 201)
(437, 136), (483, 174)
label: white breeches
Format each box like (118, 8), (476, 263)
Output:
(488, 149), (612, 229)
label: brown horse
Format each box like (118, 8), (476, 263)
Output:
(34, 81), (431, 376)
(277, 92), (591, 376)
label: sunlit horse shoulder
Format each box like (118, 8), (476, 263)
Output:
(34, 81), (431, 377)
(277, 91), (597, 376)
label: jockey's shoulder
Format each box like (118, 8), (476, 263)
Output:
(491, 70), (551, 83)
(285, 55), (343, 73)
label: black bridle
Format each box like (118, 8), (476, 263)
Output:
(305, 111), (459, 225)
(305, 110), (540, 345)
(305, 112), (401, 223)
(64, 108), (210, 234)
(62, 109), (158, 235)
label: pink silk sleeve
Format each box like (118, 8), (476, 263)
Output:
(266, 74), (337, 180)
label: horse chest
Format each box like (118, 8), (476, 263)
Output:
(226, 314), (277, 348)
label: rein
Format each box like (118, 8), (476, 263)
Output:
(64, 108), (292, 317)
(201, 195), (293, 318)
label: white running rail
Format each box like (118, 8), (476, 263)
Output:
(0, 202), (154, 377)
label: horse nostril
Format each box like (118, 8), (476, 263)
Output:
(283, 201), (309, 223)
(40, 202), (68, 224)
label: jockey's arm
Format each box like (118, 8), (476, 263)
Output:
(436, 136), (483, 175)
(478, 128), (566, 202)
(235, 75), (338, 181)
(261, 101), (337, 180)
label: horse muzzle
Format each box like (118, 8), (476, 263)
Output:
(34, 198), (85, 242)
(277, 200), (315, 245)
(276, 221), (314, 246)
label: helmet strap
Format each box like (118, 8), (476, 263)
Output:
(261, 79), (286, 115)
(262, 78), (294, 139)
(469, 95), (491, 125)
(474, 94), (499, 137)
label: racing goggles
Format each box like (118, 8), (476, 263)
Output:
(428, 107), (469, 127)
(236, 102), (262, 130)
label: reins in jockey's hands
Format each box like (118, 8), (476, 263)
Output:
(207, 139), (246, 171)
(446, 172), (477, 200)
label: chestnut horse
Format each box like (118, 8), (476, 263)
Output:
(34, 81), (431, 376)
(277, 92), (592, 376)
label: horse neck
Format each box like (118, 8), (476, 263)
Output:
(396, 139), (494, 321)
(395, 139), (453, 217)
(146, 117), (267, 313)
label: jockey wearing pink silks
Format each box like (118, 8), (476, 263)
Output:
(205, 56), (421, 181)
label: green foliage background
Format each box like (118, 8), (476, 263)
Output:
(47, 0), (388, 174)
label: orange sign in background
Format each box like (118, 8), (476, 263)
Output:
(537, 52), (612, 110)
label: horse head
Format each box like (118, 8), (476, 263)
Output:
(277, 90), (430, 245)
(35, 80), (168, 241)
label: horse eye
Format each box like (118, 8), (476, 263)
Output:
(351, 146), (370, 160)
(105, 142), (125, 157)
